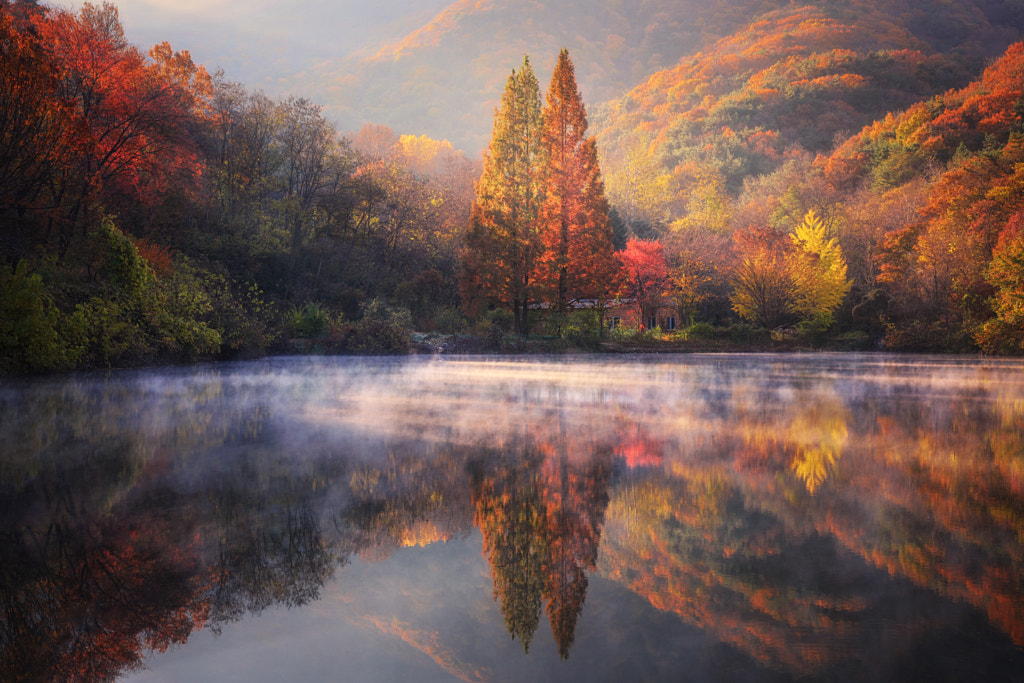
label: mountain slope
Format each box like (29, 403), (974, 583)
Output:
(302, 0), (799, 151)
(297, 0), (1023, 154)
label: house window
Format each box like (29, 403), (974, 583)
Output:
(647, 316), (657, 330)
(666, 316), (676, 331)
(608, 317), (621, 329)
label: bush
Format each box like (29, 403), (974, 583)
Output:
(682, 322), (717, 340)
(564, 309), (604, 345)
(72, 221), (226, 367)
(202, 275), (277, 358)
(831, 330), (871, 351)
(429, 306), (468, 334)
(288, 302), (331, 338)
(75, 296), (145, 366)
(346, 320), (409, 354)
(0, 261), (82, 373)
(726, 323), (771, 344)
(795, 314), (832, 347)
(360, 298), (413, 329)
(484, 307), (513, 332)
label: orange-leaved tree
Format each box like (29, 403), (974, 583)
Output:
(976, 212), (1024, 353)
(730, 210), (851, 330)
(537, 49), (618, 315)
(33, 3), (210, 247)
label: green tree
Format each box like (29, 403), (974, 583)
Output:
(461, 57), (543, 335)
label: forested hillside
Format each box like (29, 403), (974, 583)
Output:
(3, 0), (1024, 374)
(591, 2), (1024, 352)
(310, 0), (805, 151)
(0, 1), (476, 373)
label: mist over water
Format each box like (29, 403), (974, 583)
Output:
(2, 354), (1024, 682)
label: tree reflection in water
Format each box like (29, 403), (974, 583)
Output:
(1, 356), (1023, 681)
(470, 437), (612, 658)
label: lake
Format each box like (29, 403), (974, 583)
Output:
(2, 354), (1023, 682)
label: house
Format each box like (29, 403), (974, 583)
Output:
(605, 297), (678, 331)
(528, 297), (679, 333)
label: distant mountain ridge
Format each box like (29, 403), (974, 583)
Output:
(296, 0), (1024, 154)
(304, 0), (799, 151)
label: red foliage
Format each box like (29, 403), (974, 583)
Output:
(135, 239), (174, 277)
(616, 237), (669, 323)
(11, 3), (211, 229)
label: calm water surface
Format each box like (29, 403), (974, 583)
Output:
(2, 354), (1024, 682)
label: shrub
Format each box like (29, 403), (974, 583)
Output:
(564, 309), (604, 345)
(75, 296), (145, 367)
(682, 322), (716, 340)
(360, 298), (413, 329)
(288, 302), (331, 338)
(346, 320), (409, 354)
(202, 275), (277, 358)
(484, 307), (514, 332)
(832, 330), (871, 351)
(726, 323), (771, 344)
(795, 314), (832, 347)
(431, 306), (468, 334)
(0, 261), (82, 373)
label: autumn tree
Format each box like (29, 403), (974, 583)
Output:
(461, 57), (543, 334)
(788, 209), (852, 329)
(976, 212), (1024, 353)
(352, 123), (398, 162)
(36, 2), (211, 240)
(0, 5), (73, 254)
(602, 132), (669, 230)
(537, 49), (618, 314)
(731, 210), (851, 330)
(616, 238), (669, 329)
(730, 227), (797, 329)
(670, 253), (717, 327)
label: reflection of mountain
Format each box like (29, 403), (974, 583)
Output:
(2, 357), (1024, 680)
(599, 469), (1024, 679)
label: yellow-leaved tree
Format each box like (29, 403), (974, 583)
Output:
(789, 209), (852, 330)
(731, 209), (850, 330)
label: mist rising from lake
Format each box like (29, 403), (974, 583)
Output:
(2, 354), (1023, 682)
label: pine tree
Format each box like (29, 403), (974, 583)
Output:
(537, 49), (618, 314)
(461, 57), (542, 335)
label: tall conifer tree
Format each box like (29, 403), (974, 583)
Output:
(537, 49), (618, 314)
(461, 57), (542, 335)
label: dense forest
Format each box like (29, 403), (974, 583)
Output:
(0, 0), (477, 373)
(594, 1), (1024, 352)
(3, 0), (1024, 373)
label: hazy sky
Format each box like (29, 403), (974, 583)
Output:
(58, 0), (452, 92)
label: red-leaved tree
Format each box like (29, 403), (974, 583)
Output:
(616, 238), (669, 329)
